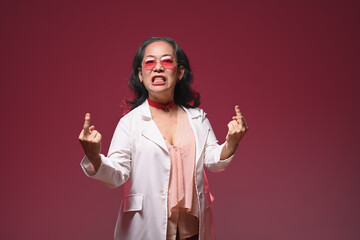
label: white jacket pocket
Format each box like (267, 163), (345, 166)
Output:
(122, 193), (144, 212)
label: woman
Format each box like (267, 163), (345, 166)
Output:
(79, 37), (248, 240)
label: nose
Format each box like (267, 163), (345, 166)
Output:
(153, 60), (164, 72)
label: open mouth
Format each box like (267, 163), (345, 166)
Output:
(151, 76), (167, 85)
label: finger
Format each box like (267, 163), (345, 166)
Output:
(93, 132), (102, 143)
(89, 125), (95, 131)
(233, 115), (247, 129)
(229, 120), (237, 132)
(83, 113), (91, 135)
(227, 122), (234, 132)
(232, 116), (242, 124)
(88, 130), (99, 142)
(230, 116), (242, 128)
(235, 121), (244, 133)
(91, 131), (98, 142)
(78, 129), (84, 141)
(235, 105), (242, 117)
(242, 117), (248, 129)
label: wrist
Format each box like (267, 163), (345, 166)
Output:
(87, 154), (101, 172)
(225, 141), (238, 153)
(220, 142), (237, 160)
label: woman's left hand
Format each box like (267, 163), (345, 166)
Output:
(226, 105), (248, 147)
(221, 105), (248, 160)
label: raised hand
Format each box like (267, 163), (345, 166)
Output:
(78, 113), (102, 171)
(221, 105), (248, 160)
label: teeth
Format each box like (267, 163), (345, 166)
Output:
(153, 77), (165, 82)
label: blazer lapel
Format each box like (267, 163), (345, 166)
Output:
(183, 107), (210, 163)
(140, 100), (169, 154)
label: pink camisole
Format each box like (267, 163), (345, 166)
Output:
(166, 107), (199, 239)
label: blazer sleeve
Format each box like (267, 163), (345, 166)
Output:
(202, 116), (235, 172)
(80, 116), (132, 188)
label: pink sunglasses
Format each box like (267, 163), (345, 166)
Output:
(142, 56), (176, 70)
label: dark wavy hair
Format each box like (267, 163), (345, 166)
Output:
(127, 37), (200, 110)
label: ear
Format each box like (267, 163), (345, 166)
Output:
(138, 67), (143, 82)
(178, 66), (185, 81)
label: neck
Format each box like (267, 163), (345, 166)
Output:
(148, 94), (174, 105)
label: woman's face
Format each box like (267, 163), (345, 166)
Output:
(138, 41), (184, 102)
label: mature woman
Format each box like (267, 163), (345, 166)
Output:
(79, 37), (248, 240)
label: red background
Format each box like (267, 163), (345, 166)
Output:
(1, 0), (359, 239)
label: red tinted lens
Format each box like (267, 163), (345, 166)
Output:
(143, 57), (156, 70)
(142, 56), (176, 70)
(160, 56), (175, 69)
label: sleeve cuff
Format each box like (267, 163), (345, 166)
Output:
(80, 154), (104, 177)
(217, 142), (235, 163)
(207, 142), (234, 172)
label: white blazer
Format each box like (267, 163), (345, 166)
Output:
(81, 100), (234, 240)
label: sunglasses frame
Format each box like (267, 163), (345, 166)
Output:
(142, 55), (177, 71)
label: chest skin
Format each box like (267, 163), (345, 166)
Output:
(150, 105), (180, 146)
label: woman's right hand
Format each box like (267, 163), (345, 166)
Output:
(78, 113), (102, 172)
